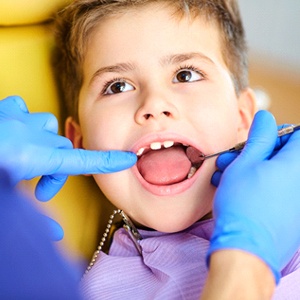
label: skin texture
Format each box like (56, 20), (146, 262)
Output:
(66, 3), (256, 233)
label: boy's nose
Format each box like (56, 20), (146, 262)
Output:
(134, 93), (179, 125)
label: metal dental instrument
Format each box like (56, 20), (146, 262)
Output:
(200, 123), (300, 160)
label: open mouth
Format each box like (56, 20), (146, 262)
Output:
(136, 141), (204, 186)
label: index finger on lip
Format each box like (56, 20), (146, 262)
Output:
(49, 149), (137, 175)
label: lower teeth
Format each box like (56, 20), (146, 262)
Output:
(187, 166), (197, 179)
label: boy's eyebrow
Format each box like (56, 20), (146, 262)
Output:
(89, 62), (135, 86)
(160, 52), (215, 66)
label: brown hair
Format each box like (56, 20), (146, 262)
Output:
(53, 0), (248, 120)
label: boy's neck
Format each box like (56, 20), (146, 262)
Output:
(134, 211), (213, 232)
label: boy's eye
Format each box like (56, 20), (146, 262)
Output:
(104, 80), (134, 95)
(173, 69), (203, 83)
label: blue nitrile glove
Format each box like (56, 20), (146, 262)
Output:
(211, 122), (291, 187)
(208, 110), (300, 283)
(0, 168), (82, 299)
(0, 95), (137, 201)
(0, 96), (137, 240)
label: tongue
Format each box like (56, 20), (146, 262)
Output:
(137, 146), (192, 185)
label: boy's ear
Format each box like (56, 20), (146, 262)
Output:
(237, 87), (257, 140)
(65, 117), (84, 149)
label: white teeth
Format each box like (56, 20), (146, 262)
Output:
(137, 148), (145, 156)
(163, 141), (174, 148)
(137, 140), (176, 155)
(150, 142), (162, 150)
(187, 166), (197, 179)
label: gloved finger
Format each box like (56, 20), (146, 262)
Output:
(35, 151), (137, 201)
(44, 149), (137, 175)
(215, 124), (296, 168)
(215, 152), (239, 172)
(32, 130), (74, 149)
(274, 123), (300, 152)
(35, 175), (68, 202)
(211, 170), (222, 187)
(1, 120), (73, 154)
(264, 124), (296, 160)
(273, 129), (300, 163)
(0, 95), (29, 118)
(211, 153), (239, 187)
(24, 112), (59, 134)
(239, 110), (278, 162)
(42, 215), (64, 241)
(7, 95), (29, 113)
(0, 96), (59, 133)
(215, 123), (294, 172)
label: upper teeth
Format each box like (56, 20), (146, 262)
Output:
(150, 142), (162, 150)
(137, 141), (175, 156)
(136, 148), (145, 156)
(163, 141), (174, 148)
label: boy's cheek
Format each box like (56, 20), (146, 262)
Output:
(237, 125), (251, 143)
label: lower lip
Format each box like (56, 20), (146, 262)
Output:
(131, 165), (202, 196)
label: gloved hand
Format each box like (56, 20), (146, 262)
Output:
(211, 123), (291, 187)
(0, 96), (137, 200)
(208, 110), (300, 283)
(0, 96), (137, 240)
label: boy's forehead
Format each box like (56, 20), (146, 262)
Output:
(86, 3), (224, 61)
(94, 2), (219, 31)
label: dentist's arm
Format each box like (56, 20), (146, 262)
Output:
(0, 168), (82, 299)
(0, 96), (137, 201)
(202, 110), (300, 299)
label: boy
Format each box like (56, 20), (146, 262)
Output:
(53, 0), (300, 298)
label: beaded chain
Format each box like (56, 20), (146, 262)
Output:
(83, 209), (122, 276)
(83, 209), (142, 277)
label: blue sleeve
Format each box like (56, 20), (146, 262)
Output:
(0, 168), (82, 299)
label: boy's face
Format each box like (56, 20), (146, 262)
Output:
(66, 4), (255, 232)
